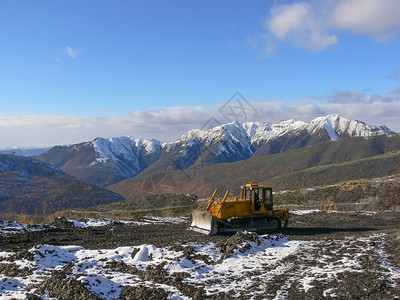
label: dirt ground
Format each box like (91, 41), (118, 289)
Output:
(2, 211), (400, 249)
(1, 211), (400, 299)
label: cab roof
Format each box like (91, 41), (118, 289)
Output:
(243, 182), (272, 189)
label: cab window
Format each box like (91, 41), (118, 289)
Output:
(263, 188), (272, 205)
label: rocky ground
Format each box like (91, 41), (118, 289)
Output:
(0, 211), (400, 299)
(274, 174), (400, 212)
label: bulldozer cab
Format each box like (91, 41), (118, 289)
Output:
(241, 183), (273, 212)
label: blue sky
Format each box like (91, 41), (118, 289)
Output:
(1, 0), (400, 147)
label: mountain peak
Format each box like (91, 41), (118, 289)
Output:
(326, 113), (340, 119)
(322, 114), (393, 139)
(92, 136), (161, 163)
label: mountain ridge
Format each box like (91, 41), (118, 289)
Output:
(108, 134), (400, 200)
(36, 114), (395, 187)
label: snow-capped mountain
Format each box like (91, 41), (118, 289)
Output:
(92, 136), (161, 167)
(242, 114), (393, 145)
(36, 114), (394, 186)
(37, 137), (162, 186)
(164, 121), (255, 167)
(307, 114), (393, 140)
(163, 114), (394, 164)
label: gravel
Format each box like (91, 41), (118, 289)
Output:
(1, 211), (400, 299)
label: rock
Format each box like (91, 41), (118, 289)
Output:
(217, 231), (261, 260)
(51, 217), (74, 229)
(120, 285), (168, 300)
(36, 264), (100, 300)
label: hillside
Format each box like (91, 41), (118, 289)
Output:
(273, 174), (400, 212)
(70, 173), (400, 222)
(0, 154), (124, 221)
(108, 134), (400, 199)
(36, 114), (394, 187)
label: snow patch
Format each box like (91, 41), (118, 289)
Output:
(0, 220), (47, 236)
(92, 136), (161, 165)
(290, 209), (322, 215)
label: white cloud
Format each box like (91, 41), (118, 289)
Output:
(1, 92), (399, 148)
(0, 108), (213, 148)
(330, 90), (365, 103)
(66, 46), (79, 58)
(263, 0), (400, 53)
(295, 103), (324, 115)
(331, 0), (400, 42)
(267, 2), (338, 51)
(328, 89), (400, 104)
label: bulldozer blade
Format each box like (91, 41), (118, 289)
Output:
(189, 210), (218, 236)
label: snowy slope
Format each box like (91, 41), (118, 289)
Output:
(37, 137), (162, 186)
(246, 114), (393, 145)
(166, 114), (393, 151)
(308, 114), (394, 141)
(0, 226), (399, 299)
(91, 137), (162, 182)
(92, 137), (161, 165)
(162, 114), (394, 169)
(164, 121), (255, 164)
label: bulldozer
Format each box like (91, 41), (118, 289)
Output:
(189, 182), (290, 235)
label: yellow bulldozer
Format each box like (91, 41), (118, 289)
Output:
(189, 182), (290, 235)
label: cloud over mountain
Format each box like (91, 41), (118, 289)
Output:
(1, 91), (400, 148)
